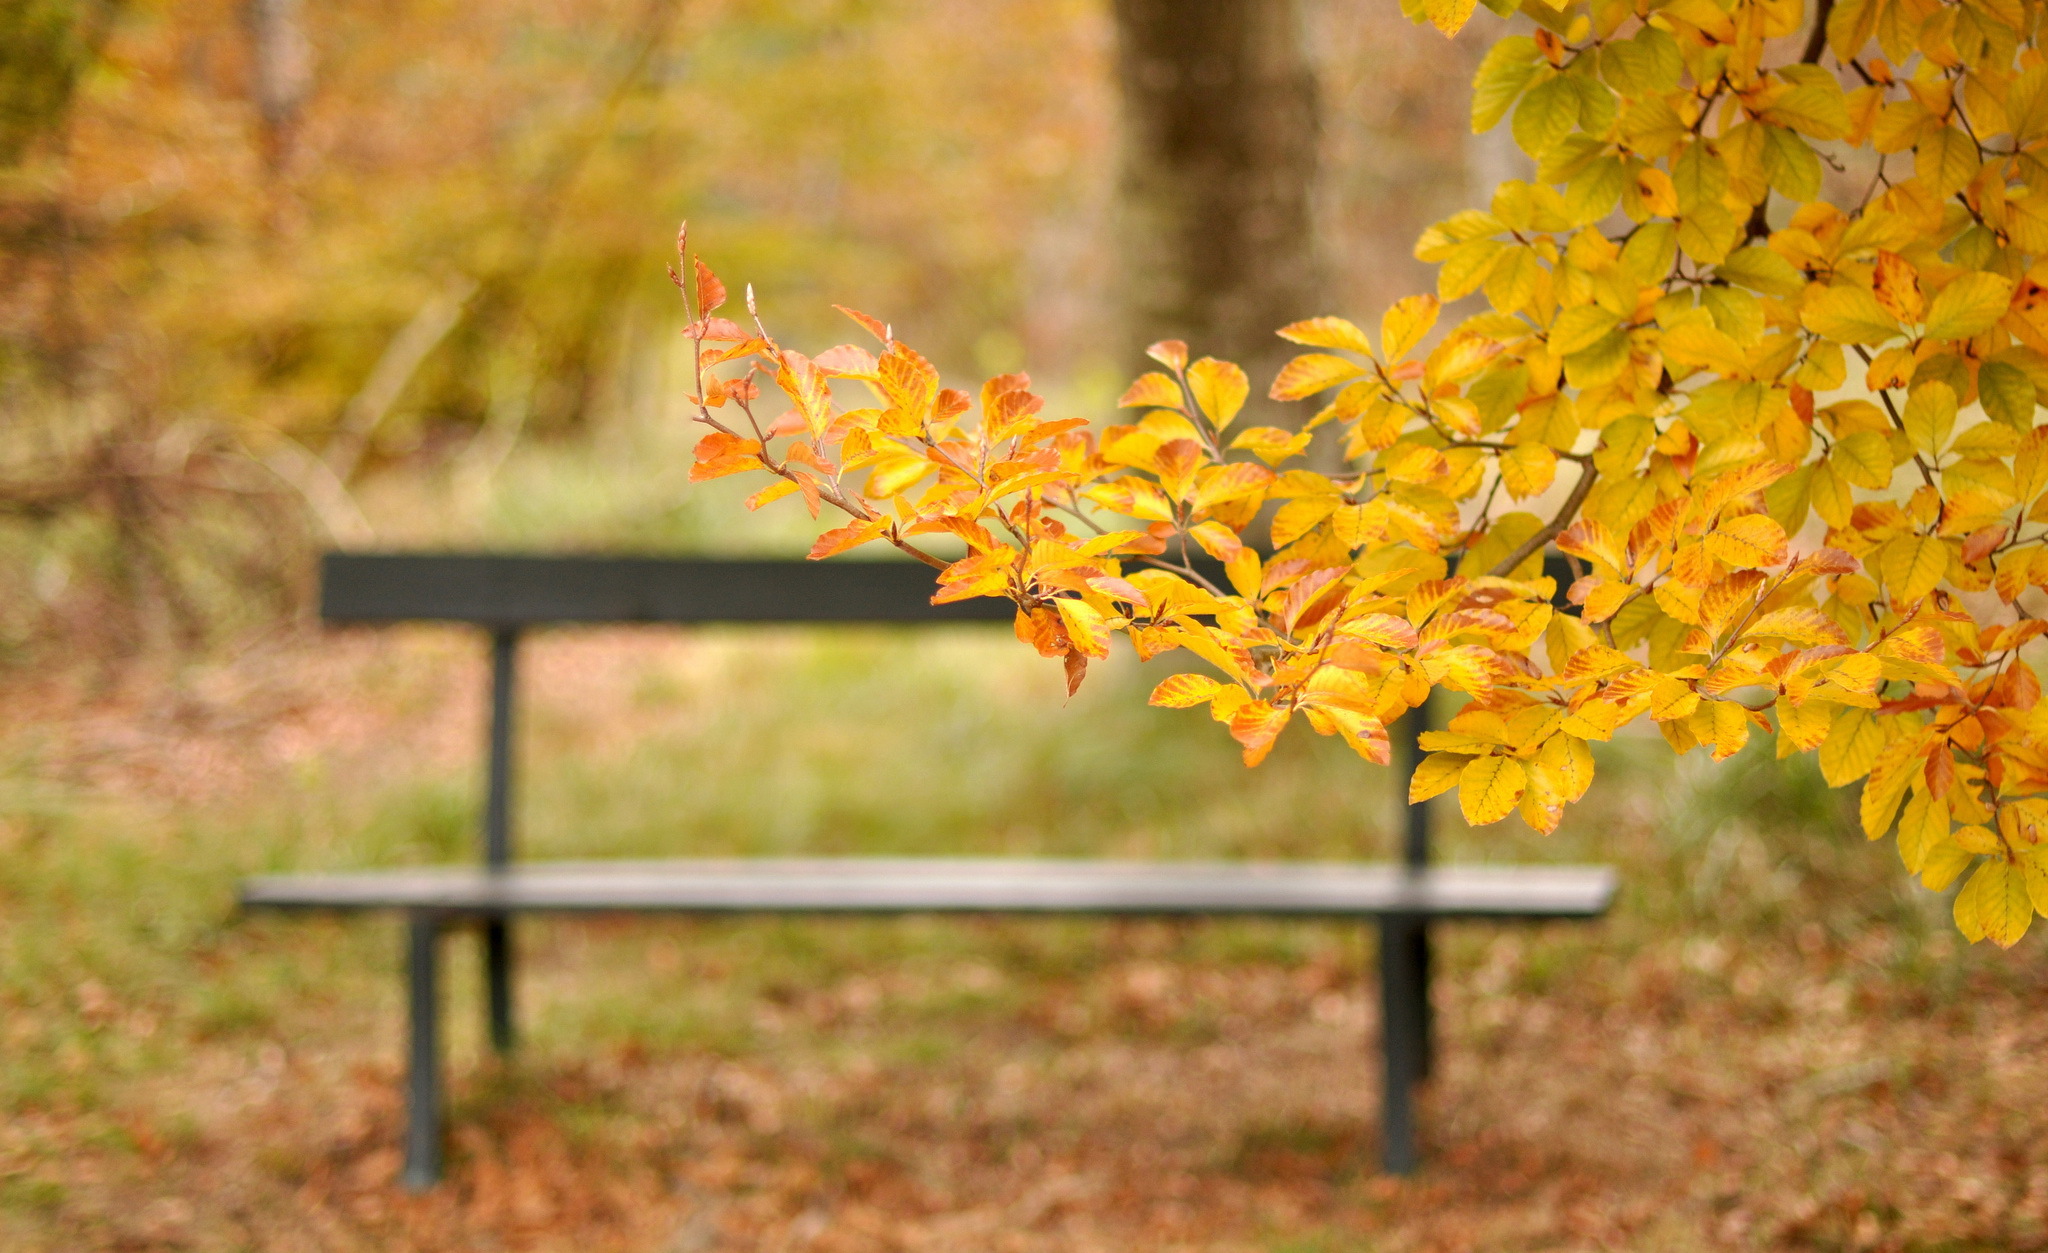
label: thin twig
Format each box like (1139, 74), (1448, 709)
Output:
(1487, 460), (1597, 578)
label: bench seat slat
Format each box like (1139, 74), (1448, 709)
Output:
(242, 858), (1617, 919)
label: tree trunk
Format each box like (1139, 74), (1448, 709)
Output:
(1110, 0), (1324, 402)
(244, 0), (312, 176)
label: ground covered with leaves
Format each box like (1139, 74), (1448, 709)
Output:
(1, 627), (2044, 1251)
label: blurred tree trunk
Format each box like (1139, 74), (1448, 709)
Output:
(1110, 0), (1324, 400)
(244, 0), (312, 177)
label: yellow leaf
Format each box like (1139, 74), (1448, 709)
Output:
(1270, 353), (1368, 402)
(2022, 849), (2048, 918)
(1801, 285), (1901, 345)
(1777, 699), (1832, 752)
(1635, 166), (1679, 216)
(1278, 316), (1377, 355)
(1897, 789), (1949, 868)
(1458, 755), (1527, 826)
(1923, 271), (2016, 341)
(1191, 461), (1275, 512)
(1409, 751), (1473, 803)
(1661, 322), (1750, 376)
(1229, 700), (1291, 767)
(1914, 126), (1981, 201)
(1761, 80), (1850, 140)
(1810, 460), (1854, 526)
(1881, 534), (1949, 604)
(1498, 443), (1557, 499)
(1703, 514), (1788, 569)
(1381, 294), (1442, 361)
(1336, 612), (1420, 649)
(1226, 549), (1262, 599)
(1302, 704), (1392, 764)
(1742, 606), (1849, 646)
(1831, 430), (1894, 489)
(1860, 736), (1918, 838)
(808, 518), (889, 560)
(1424, 0), (1478, 36)
(1118, 372), (1185, 411)
(746, 478), (804, 510)
(1538, 732), (1595, 801)
(1709, 699), (1750, 761)
(1901, 381), (1956, 457)
(1954, 859), (2033, 947)
(1230, 425), (1315, 466)
(1921, 838), (1974, 891)
(1148, 674), (1228, 708)
(1270, 495), (1342, 547)
(1187, 358), (1250, 431)
(1055, 598), (1112, 659)
(1549, 305), (1622, 356)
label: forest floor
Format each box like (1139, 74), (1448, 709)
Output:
(0, 624), (2043, 1252)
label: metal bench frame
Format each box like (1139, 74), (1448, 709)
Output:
(241, 553), (1616, 1189)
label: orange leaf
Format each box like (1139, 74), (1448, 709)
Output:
(1269, 353), (1368, 402)
(1118, 372), (1186, 411)
(1146, 340), (1189, 371)
(1149, 673), (1229, 707)
(694, 257), (727, 316)
(1228, 700), (1291, 766)
(1055, 597), (1112, 659)
(1703, 514), (1788, 569)
(807, 518), (888, 560)
(835, 305), (890, 343)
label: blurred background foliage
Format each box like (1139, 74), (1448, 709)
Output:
(0, 0), (1496, 663)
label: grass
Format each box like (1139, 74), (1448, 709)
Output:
(0, 620), (2043, 1251)
(0, 423), (2044, 1248)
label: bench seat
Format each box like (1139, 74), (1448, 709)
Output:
(255, 552), (1618, 1189)
(243, 858), (1618, 919)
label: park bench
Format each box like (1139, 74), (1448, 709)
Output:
(240, 552), (1617, 1189)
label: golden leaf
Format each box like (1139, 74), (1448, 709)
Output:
(1498, 443), (1558, 499)
(1270, 353), (1369, 402)
(1458, 755), (1528, 826)
(1380, 295), (1442, 361)
(1924, 271), (2016, 341)
(1119, 372), (1185, 411)
(1703, 514), (1788, 569)
(1055, 598), (1112, 659)
(1954, 859), (2033, 947)
(1229, 700), (1291, 767)
(1801, 284), (1901, 345)
(1409, 751), (1473, 803)
(1881, 533), (1949, 604)
(1187, 358), (1251, 431)
(1279, 316), (1378, 356)
(1149, 674), (1228, 708)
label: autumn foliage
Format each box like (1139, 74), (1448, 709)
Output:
(680, 0), (2048, 947)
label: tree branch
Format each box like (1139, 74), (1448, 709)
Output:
(1487, 460), (1596, 579)
(1800, 0), (1835, 65)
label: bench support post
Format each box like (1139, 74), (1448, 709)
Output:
(1379, 705), (1435, 1175)
(1397, 707), (1435, 1082)
(484, 626), (519, 1054)
(403, 912), (444, 1190)
(1378, 913), (1426, 1175)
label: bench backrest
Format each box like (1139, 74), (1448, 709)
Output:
(321, 551), (1574, 874)
(321, 553), (1016, 626)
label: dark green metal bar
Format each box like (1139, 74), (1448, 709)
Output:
(484, 627), (518, 1055)
(403, 913), (444, 1190)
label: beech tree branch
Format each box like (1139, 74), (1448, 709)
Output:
(1487, 460), (1596, 579)
(1800, 0), (1835, 64)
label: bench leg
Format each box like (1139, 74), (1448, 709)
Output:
(1378, 914), (1428, 1175)
(403, 912), (444, 1190)
(1417, 924), (1434, 1081)
(485, 917), (515, 1054)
